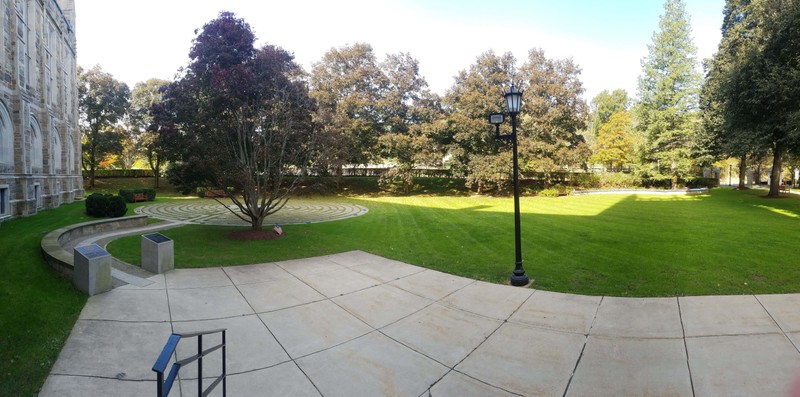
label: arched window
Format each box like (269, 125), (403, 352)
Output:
(67, 133), (74, 174)
(29, 117), (42, 172)
(0, 101), (12, 167)
(51, 128), (61, 173)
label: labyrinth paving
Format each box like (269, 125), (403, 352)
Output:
(134, 199), (368, 226)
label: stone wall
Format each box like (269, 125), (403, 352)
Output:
(0, 0), (81, 223)
(40, 215), (148, 278)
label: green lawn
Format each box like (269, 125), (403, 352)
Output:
(3, 185), (800, 395)
(109, 188), (800, 297)
(0, 203), (91, 396)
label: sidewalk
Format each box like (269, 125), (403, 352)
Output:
(40, 251), (800, 396)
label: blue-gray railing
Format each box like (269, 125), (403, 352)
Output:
(152, 328), (227, 397)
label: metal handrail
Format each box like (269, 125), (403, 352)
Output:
(152, 328), (227, 397)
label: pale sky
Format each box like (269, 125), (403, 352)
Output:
(74, 0), (724, 101)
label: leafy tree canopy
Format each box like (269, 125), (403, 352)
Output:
(163, 11), (317, 230)
(78, 65), (130, 187)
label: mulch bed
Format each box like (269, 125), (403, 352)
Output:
(228, 229), (283, 241)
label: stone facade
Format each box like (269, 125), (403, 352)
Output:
(0, 0), (81, 222)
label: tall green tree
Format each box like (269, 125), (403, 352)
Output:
(589, 89), (630, 137)
(78, 65), (130, 188)
(310, 43), (386, 177)
(164, 12), (317, 230)
(130, 78), (170, 187)
(443, 50), (516, 192)
(517, 48), (591, 175)
(377, 52), (442, 192)
(704, 0), (800, 196)
(700, 0), (759, 188)
(636, 0), (703, 188)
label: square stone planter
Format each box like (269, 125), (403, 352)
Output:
(141, 233), (174, 274)
(73, 244), (112, 296)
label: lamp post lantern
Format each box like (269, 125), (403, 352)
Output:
(489, 85), (530, 286)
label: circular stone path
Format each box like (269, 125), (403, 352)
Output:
(134, 199), (368, 226)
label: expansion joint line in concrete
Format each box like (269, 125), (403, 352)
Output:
(677, 297), (697, 397)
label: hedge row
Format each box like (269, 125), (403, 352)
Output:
(86, 193), (127, 218)
(84, 169), (156, 178)
(118, 189), (157, 203)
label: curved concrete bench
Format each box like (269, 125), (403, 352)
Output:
(41, 215), (148, 278)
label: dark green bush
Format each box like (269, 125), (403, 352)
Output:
(570, 173), (601, 189)
(85, 193), (110, 217)
(641, 177), (673, 189)
(686, 177), (720, 188)
(85, 193), (128, 218)
(106, 195), (128, 218)
(118, 188), (156, 202)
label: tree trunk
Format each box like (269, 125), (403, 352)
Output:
(768, 143), (784, 197)
(153, 157), (160, 189)
(89, 138), (97, 188)
(251, 214), (264, 231)
(335, 164), (343, 190)
(738, 153), (747, 189)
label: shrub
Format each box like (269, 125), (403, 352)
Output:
(83, 169), (155, 178)
(639, 177), (673, 189)
(118, 188), (156, 202)
(553, 184), (572, 196)
(85, 193), (128, 218)
(570, 173), (601, 189)
(106, 195), (128, 218)
(85, 193), (110, 217)
(686, 177), (720, 188)
(598, 172), (640, 189)
(378, 168), (414, 194)
(538, 188), (560, 197)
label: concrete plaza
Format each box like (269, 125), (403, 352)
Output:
(40, 251), (800, 396)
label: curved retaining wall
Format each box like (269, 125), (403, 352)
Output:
(41, 215), (148, 278)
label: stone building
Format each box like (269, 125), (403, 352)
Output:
(0, 0), (81, 222)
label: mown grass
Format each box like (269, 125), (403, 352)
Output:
(4, 182), (800, 395)
(0, 178), (168, 395)
(0, 202), (91, 396)
(109, 188), (800, 297)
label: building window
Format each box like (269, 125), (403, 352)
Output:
(33, 182), (40, 209)
(0, 101), (11, 167)
(67, 133), (74, 174)
(0, 185), (9, 217)
(51, 128), (61, 173)
(29, 116), (42, 172)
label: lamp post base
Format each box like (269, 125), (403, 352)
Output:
(510, 269), (530, 286)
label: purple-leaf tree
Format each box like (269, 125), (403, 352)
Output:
(162, 12), (317, 231)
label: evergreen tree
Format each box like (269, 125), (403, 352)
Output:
(636, 0), (702, 188)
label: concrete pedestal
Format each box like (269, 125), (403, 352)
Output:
(141, 233), (173, 274)
(73, 244), (112, 296)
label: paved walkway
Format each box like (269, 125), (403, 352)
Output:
(134, 200), (368, 226)
(40, 251), (800, 396)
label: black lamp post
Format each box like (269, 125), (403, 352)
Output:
(489, 85), (530, 286)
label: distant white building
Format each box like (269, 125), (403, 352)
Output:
(0, 0), (81, 221)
